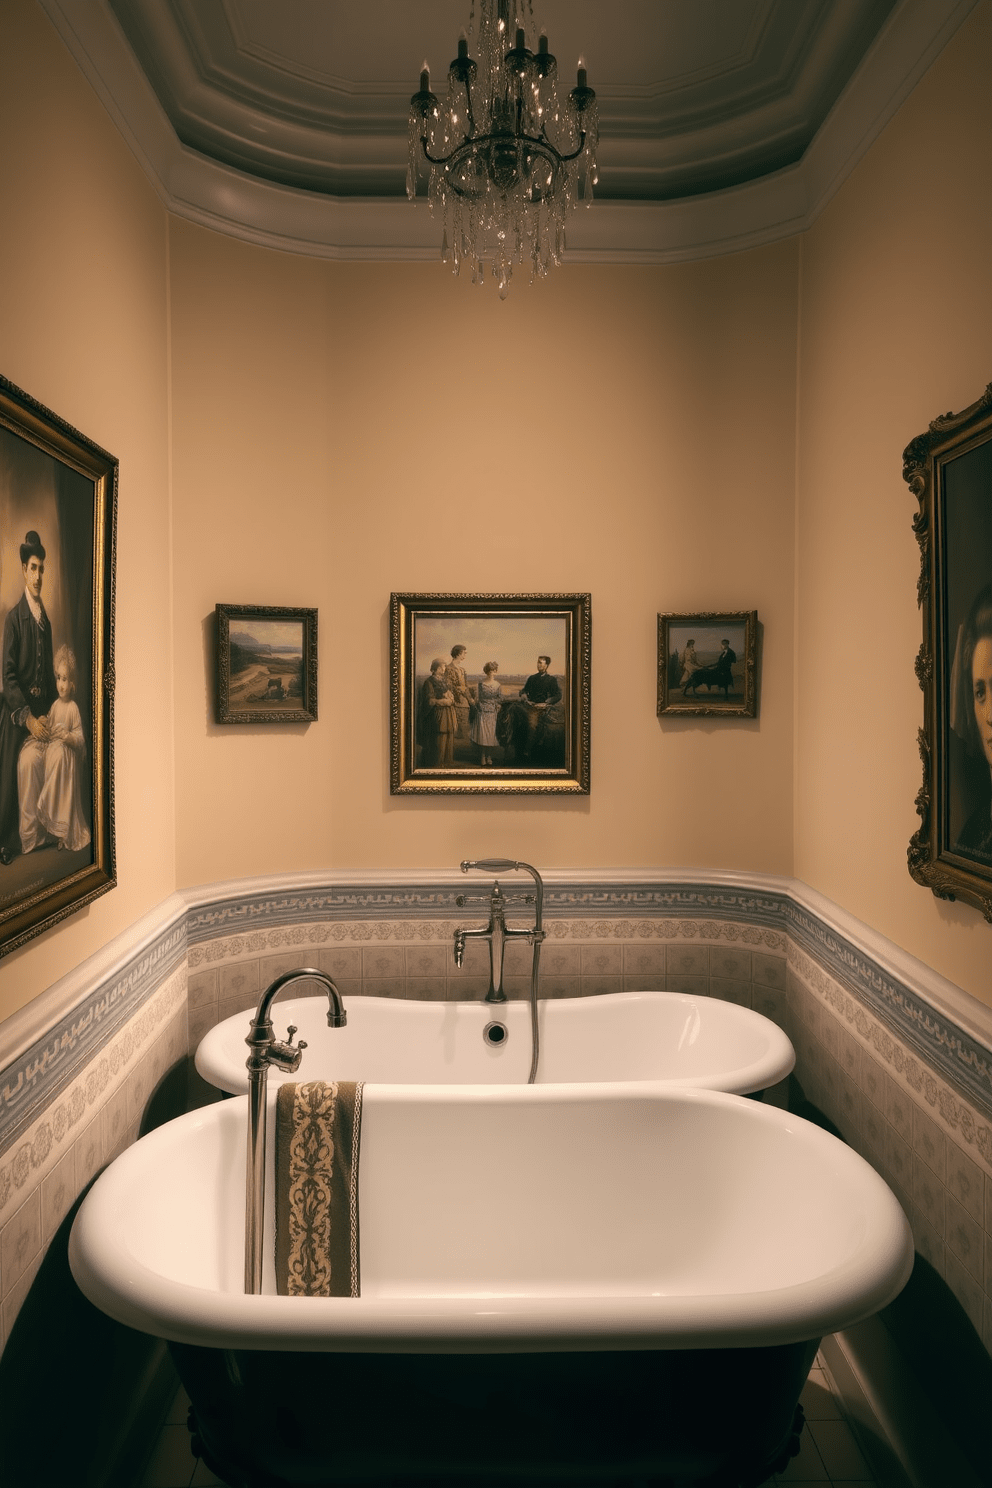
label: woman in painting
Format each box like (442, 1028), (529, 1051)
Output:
(419, 657), (457, 767)
(678, 639), (699, 686)
(469, 661), (502, 767)
(952, 583), (992, 862)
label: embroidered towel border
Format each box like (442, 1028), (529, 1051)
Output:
(275, 1079), (363, 1297)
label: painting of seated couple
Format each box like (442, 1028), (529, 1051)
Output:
(415, 615), (568, 770)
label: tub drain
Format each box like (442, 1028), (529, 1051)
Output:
(483, 1020), (508, 1047)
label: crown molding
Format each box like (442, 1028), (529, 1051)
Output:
(35, 0), (979, 263)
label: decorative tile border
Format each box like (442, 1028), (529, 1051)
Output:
(0, 964), (187, 1226)
(784, 903), (992, 1119)
(185, 881), (791, 941)
(0, 920), (187, 1153)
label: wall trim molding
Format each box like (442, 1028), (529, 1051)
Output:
(36, 0), (980, 266)
(2, 868), (991, 1157)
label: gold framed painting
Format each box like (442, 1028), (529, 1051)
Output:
(390, 592), (591, 794)
(904, 382), (992, 920)
(215, 604), (318, 724)
(657, 611), (758, 717)
(0, 375), (117, 956)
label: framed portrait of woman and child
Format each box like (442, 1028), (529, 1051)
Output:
(905, 381), (992, 921)
(390, 593), (591, 794)
(0, 377), (116, 956)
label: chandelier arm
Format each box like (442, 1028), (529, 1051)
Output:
(421, 129), (572, 169)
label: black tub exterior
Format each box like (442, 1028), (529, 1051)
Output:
(171, 1338), (819, 1487)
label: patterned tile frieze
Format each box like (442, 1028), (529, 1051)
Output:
(785, 908), (992, 1122)
(187, 913), (789, 973)
(0, 965), (186, 1225)
(0, 919), (187, 1152)
(185, 882), (792, 943)
(789, 946), (992, 1170)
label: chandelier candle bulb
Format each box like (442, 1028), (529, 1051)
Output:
(420, 67), (430, 93)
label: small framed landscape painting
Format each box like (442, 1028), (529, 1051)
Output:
(657, 610), (758, 718)
(390, 592), (591, 794)
(215, 604), (317, 724)
(0, 375), (117, 957)
(904, 382), (992, 921)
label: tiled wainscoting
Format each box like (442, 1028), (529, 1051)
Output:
(1, 870), (991, 1456)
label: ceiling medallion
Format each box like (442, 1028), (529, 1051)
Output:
(407, 0), (598, 297)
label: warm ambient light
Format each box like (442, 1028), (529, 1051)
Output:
(407, 0), (599, 297)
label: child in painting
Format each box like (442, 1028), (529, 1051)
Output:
(18, 644), (91, 854)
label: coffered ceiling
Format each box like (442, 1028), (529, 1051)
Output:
(39, 0), (977, 262)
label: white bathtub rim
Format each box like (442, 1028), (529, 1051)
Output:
(193, 989), (797, 1098)
(69, 1084), (914, 1355)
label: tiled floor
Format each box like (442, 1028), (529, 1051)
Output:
(137, 1347), (891, 1488)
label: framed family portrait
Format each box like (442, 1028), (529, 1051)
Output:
(657, 610), (758, 717)
(0, 376), (117, 956)
(390, 592), (591, 794)
(904, 382), (992, 920)
(215, 604), (318, 724)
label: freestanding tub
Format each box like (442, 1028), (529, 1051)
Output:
(69, 1083), (912, 1487)
(195, 989), (796, 1097)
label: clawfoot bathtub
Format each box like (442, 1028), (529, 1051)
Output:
(69, 1083), (912, 1487)
(195, 989), (796, 1097)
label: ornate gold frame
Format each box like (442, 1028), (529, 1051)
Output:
(0, 376), (117, 956)
(215, 604), (318, 724)
(905, 382), (992, 920)
(390, 592), (591, 794)
(657, 611), (758, 718)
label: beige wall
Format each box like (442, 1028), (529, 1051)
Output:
(0, 0), (174, 1024)
(795, 2), (992, 1007)
(6, 0), (992, 1033)
(168, 229), (799, 884)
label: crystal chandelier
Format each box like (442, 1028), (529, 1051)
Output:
(407, 0), (599, 297)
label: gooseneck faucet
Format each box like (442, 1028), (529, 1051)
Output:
(244, 968), (346, 1294)
(455, 859), (545, 1082)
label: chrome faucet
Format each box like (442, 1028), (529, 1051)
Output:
(455, 859), (545, 1081)
(244, 968), (346, 1294)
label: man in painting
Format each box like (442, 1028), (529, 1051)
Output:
(715, 638), (736, 689)
(519, 656), (562, 760)
(0, 531), (58, 863)
(444, 644), (474, 742)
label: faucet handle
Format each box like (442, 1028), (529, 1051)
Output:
(268, 1025), (308, 1073)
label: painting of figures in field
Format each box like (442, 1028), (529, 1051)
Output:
(657, 609), (757, 719)
(227, 619), (306, 713)
(666, 623), (746, 702)
(414, 613), (569, 770)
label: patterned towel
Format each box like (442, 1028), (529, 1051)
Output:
(274, 1080), (363, 1297)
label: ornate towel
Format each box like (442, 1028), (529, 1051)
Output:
(274, 1080), (363, 1297)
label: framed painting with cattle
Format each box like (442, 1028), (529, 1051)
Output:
(215, 604), (318, 724)
(657, 610), (758, 718)
(0, 375), (117, 957)
(390, 593), (591, 794)
(904, 382), (992, 921)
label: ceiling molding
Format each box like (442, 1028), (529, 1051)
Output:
(37, 0), (978, 265)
